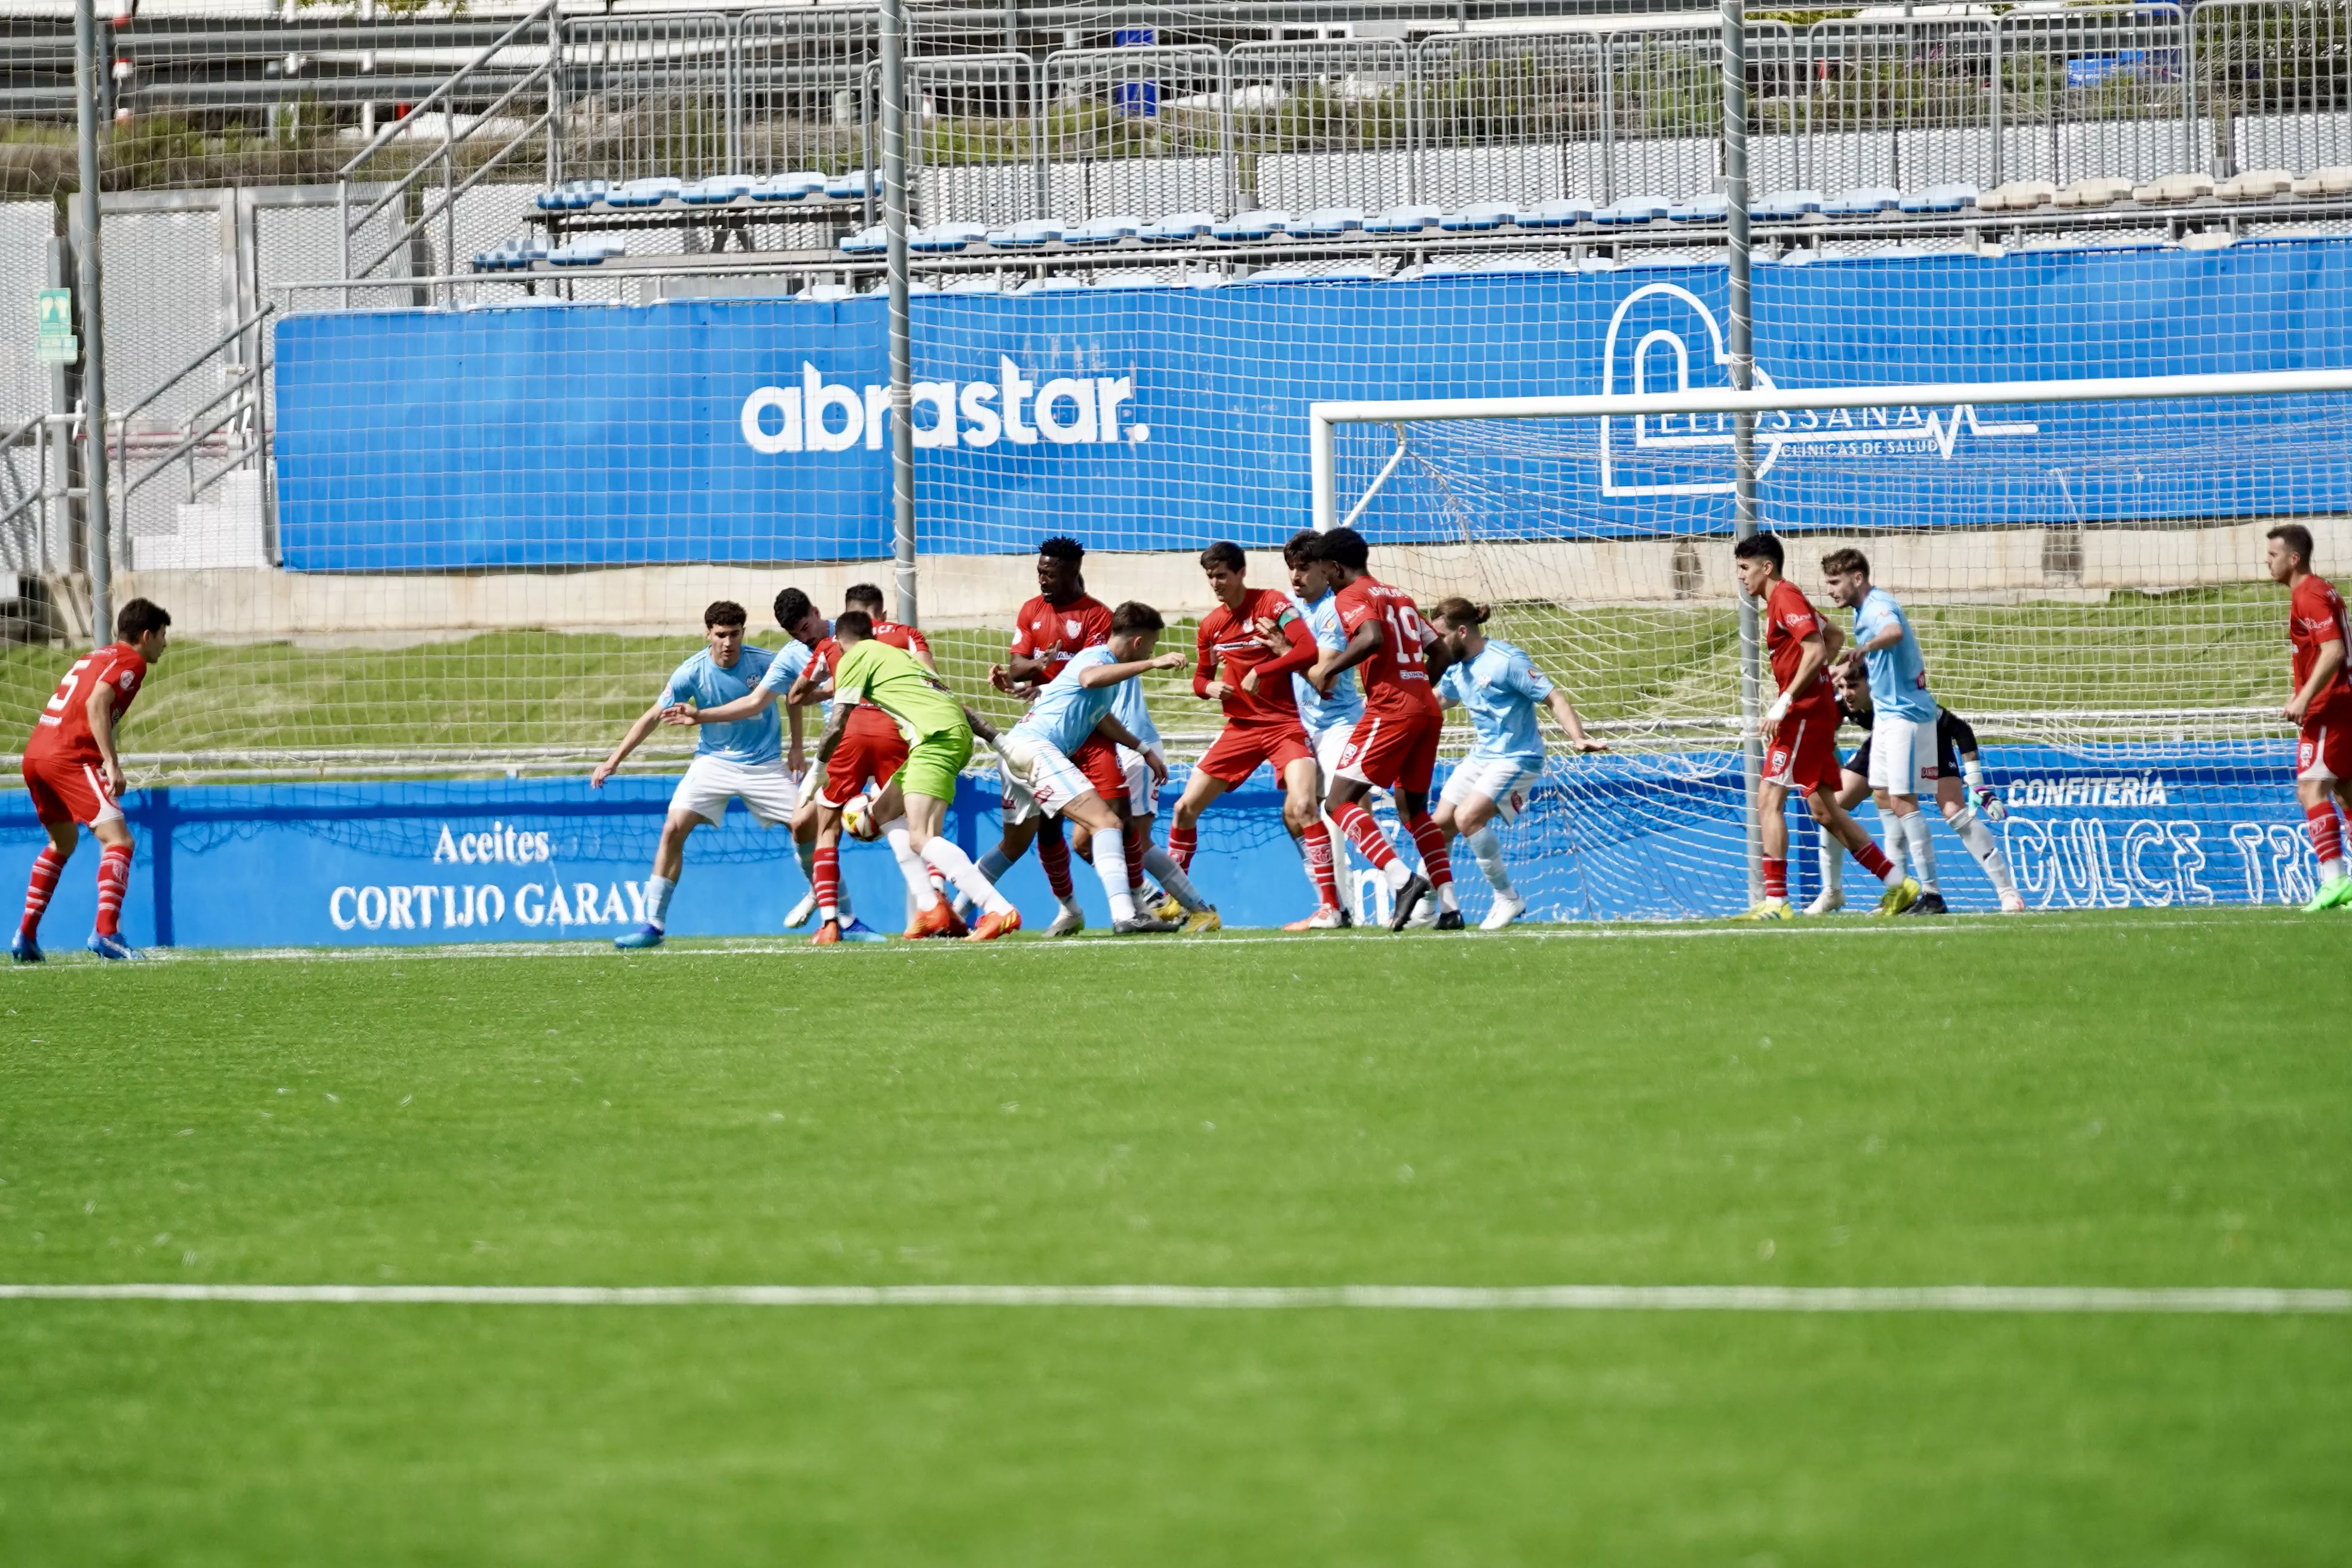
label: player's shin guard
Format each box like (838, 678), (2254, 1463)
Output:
(2305, 803), (2347, 883)
(1881, 815), (1909, 881)
(922, 838), (1013, 917)
(1465, 825), (1514, 897)
(1168, 823), (1198, 871)
(1407, 816), (1456, 911)
(93, 842), (132, 937)
(1949, 807), (2019, 898)
(1761, 857), (1788, 902)
(1301, 821), (1341, 908)
(1123, 820), (1148, 891)
(645, 874), (676, 929)
(20, 845), (63, 938)
(813, 841), (841, 924)
(1141, 847), (1208, 913)
(1037, 818), (1076, 901)
(1091, 832), (1137, 922)
(883, 820), (941, 910)
(1898, 811), (1940, 893)
(1332, 800), (1407, 890)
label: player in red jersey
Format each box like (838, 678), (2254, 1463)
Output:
(1166, 541), (1328, 914)
(1297, 528), (1456, 932)
(2266, 523), (2352, 912)
(15, 598), (171, 961)
(1730, 534), (1915, 919)
(976, 537), (1113, 935)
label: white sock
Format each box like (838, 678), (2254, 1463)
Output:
(1900, 810), (1939, 893)
(1881, 814), (1908, 880)
(794, 837), (818, 881)
(1465, 825), (1512, 897)
(1817, 831), (1842, 898)
(1949, 808), (2016, 897)
(1437, 878), (1459, 912)
(645, 874), (676, 929)
(1093, 832), (1137, 922)
(1382, 859), (1411, 894)
(883, 819), (940, 911)
(921, 838), (1012, 917)
(1142, 847), (1207, 913)
(2327, 857), (2348, 886)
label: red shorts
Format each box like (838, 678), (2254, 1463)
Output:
(1334, 706), (1441, 795)
(1762, 703), (1842, 797)
(820, 723), (911, 807)
(22, 753), (122, 828)
(1071, 736), (1126, 800)
(1196, 718), (1315, 788)
(2297, 708), (2352, 782)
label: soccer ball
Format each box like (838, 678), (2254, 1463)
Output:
(841, 793), (883, 843)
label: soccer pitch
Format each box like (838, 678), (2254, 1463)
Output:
(2, 911), (2346, 1564)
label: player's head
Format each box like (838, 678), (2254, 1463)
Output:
(773, 587), (826, 645)
(1107, 599), (1165, 660)
(116, 597), (170, 659)
(1820, 547), (1872, 608)
(1282, 530), (1327, 598)
(703, 600), (749, 666)
(1428, 596), (1490, 659)
(1199, 540), (1247, 605)
(1833, 654), (1870, 708)
(1037, 536), (1085, 601)
(2267, 523), (2316, 584)
(843, 582), (887, 616)
(1732, 532), (1785, 596)
(833, 609), (874, 644)
(1312, 526), (1370, 583)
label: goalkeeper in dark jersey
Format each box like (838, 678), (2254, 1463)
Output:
(1817, 659), (2025, 914)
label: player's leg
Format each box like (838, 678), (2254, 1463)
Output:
(1747, 722), (1805, 918)
(808, 802), (851, 944)
(1394, 719), (1454, 929)
(1277, 751), (1343, 929)
(1811, 765), (1870, 912)
(895, 732), (1020, 938)
(1441, 762), (1528, 930)
(617, 808), (700, 948)
(1131, 757), (1214, 929)
(1166, 758), (1230, 873)
(1866, 718), (1934, 915)
(14, 764), (79, 962)
(2295, 721), (2352, 909)
(1063, 789), (1170, 933)
(785, 773), (826, 929)
(1310, 724), (1358, 924)
(1325, 714), (1418, 921)
(864, 777), (957, 939)
(1937, 772), (2023, 912)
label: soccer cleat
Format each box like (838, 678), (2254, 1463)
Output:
(1183, 906), (1222, 935)
(1803, 889), (1845, 916)
(1388, 872), (1432, 932)
(85, 932), (139, 961)
(811, 919), (842, 945)
(903, 901), (954, 939)
(1435, 910), (1465, 930)
(1045, 902), (1086, 938)
(1112, 912), (1183, 934)
(1152, 892), (1186, 924)
(613, 924), (664, 950)
(10, 930), (44, 964)
(1285, 904), (1349, 931)
(1739, 899), (1796, 921)
(942, 905), (971, 938)
(1901, 892), (1948, 916)
(1999, 890), (2028, 914)
(1480, 892), (1526, 931)
(1875, 877), (1920, 917)
(782, 892), (818, 930)
(2301, 876), (2352, 914)
(965, 908), (1021, 942)
(838, 916), (889, 944)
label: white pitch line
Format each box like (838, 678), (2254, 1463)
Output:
(0, 1282), (2343, 1314)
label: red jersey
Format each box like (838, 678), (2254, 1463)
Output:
(1331, 575), (1441, 717)
(1763, 578), (1837, 714)
(24, 642), (146, 767)
(1010, 593), (1111, 683)
(812, 623), (932, 740)
(1192, 588), (1318, 725)
(2289, 574), (2352, 719)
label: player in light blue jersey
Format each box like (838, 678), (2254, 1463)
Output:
(593, 599), (815, 948)
(1823, 547), (1945, 915)
(998, 602), (1192, 934)
(1425, 598), (1606, 929)
(1282, 531), (1368, 928)
(1101, 646), (1217, 932)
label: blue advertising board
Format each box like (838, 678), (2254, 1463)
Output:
(272, 241), (2352, 572)
(0, 743), (2325, 950)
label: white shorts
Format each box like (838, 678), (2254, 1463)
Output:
(1440, 754), (1543, 826)
(1866, 713), (1940, 797)
(669, 754), (800, 829)
(1118, 745), (1157, 817)
(1000, 736), (1093, 821)
(1308, 721), (1353, 789)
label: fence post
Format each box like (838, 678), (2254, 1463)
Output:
(72, 0), (112, 648)
(879, 0), (919, 627)
(1722, 0), (1764, 908)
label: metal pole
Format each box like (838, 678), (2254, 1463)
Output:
(72, 0), (113, 649)
(880, 0), (918, 627)
(1722, 0), (1763, 905)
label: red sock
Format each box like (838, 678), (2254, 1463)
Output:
(94, 842), (131, 938)
(2307, 804), (2344, 866)
(1762, 856), (1788, 900)
(1331, 800), (1399, 871)
(1123, 821), (1147, 890)
(1406, 814), (1453, 890)
(1037, 820), (1075, 901)
(20, 846), (65, 938)
(1302, 821), (1339, 908)
(1169, 823), (1198, 870)
(1853, 841), (1894, 880)
(813, 840), (841, 923)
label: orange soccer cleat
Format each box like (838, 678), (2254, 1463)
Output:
(965, 908), (1021, 942)
(811, 919), (842, 945)
(903, 900), (954, 939)
(943, 904), (971, 938)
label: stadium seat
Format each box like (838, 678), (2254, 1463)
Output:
(1065, 215), (1144, 246)
(1977, 180), (2057, 212)
(1517, 198), (1595, 229)
(988, 218), (1067, 248)
(1594, 195), (1670, 225)
(2054, 176), (2134, 209)
(2133, 172), (2214, 203)
(1751, 190), (1823, 220)
(824, 171), (871, 200)
(2181, 229), (2237, 250)
(1669, 194), (1730, 222)
(908, 222), (988, 253)
(1140, 212), (1214, 243)
(534, 179), (608, 212)
(1439, 201), (1520, 232)
(2291, 166), (2352, 195)
(1364, 204), (1442, 234)
(2217, 169), (2292, 201)
(547, 240), (623, 267)
(751, 171), (829, 201)
(681, 176), (756, 205)
(1820, 185), (1900, 216)
(1897, 183), (1977, 213)
(605, 177), (682, 209)
(839, 224), (887, 255)
(1289, 207), (1367, 238)
(1211, 210), (1293, 241)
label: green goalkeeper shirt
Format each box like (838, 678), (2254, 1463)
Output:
(829, 637), (967, 741)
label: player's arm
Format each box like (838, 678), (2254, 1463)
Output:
(593, 700), (669, 788)
(2285, 633), (2345, 721)
(1763, 630), (1830, 738)
(785, 702), (806, 778)
(1545, 687), (1607, 754)
(1192, 621), (1228, 703)
(666, 684), (778, 727)
(1079, 651), (1188, 688)
(1852, 613), (1904, 656)
(908, 632), (939, 674)
(1310, 617), (1382, 695)
(808, 699), (855, 768)
(1240, 611), (1317, 695)
(961, 705), (1000, 746)
(84, 679), (125, 796)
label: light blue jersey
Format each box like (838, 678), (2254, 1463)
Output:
(1291, 590), (1364, 735)
(1013, 644), (1122, 756)
(1437, 637), (1554, 768)
(757, 636), (831, 723)
(1850, 586), (1937, 721)
(662, 643), (783, 764)
(1110, 662), (1159, 752)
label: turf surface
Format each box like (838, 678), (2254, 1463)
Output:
(1, 909), (2346, 1563)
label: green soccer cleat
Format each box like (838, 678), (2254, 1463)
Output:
(2301, 876), (2352, 914)
(1875, 877), (1921, 917)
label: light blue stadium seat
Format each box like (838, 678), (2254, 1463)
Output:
(1518, 198), (1594, 228)
(1594, 195), (1671, 225)
(1898, 183), (1978, 213)
(839, 224), (887, 255)
(908, 222), (988, 253)
(1669, 194), (1731, 222)
(1751, 189), (1824, 220)
(824, 170), (871, 200)
(1211, 210), (1291, 241)
(681, 176), (755, 205)
(1289, 207), (1367, 238)
(752, 171), (828, 201)
(1821, 185), (1901, 216)
(1140, 212), (1214, 243)
(987, 218), (1066, 247)
(1066, 215), (1144, 246)
(1439, 201), (1520, 231)
(1365, 204), (1441, 234)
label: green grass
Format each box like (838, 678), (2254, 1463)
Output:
(1, 909), (2347, 1563)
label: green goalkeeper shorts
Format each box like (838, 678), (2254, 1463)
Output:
(894, 726), (973, 804)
